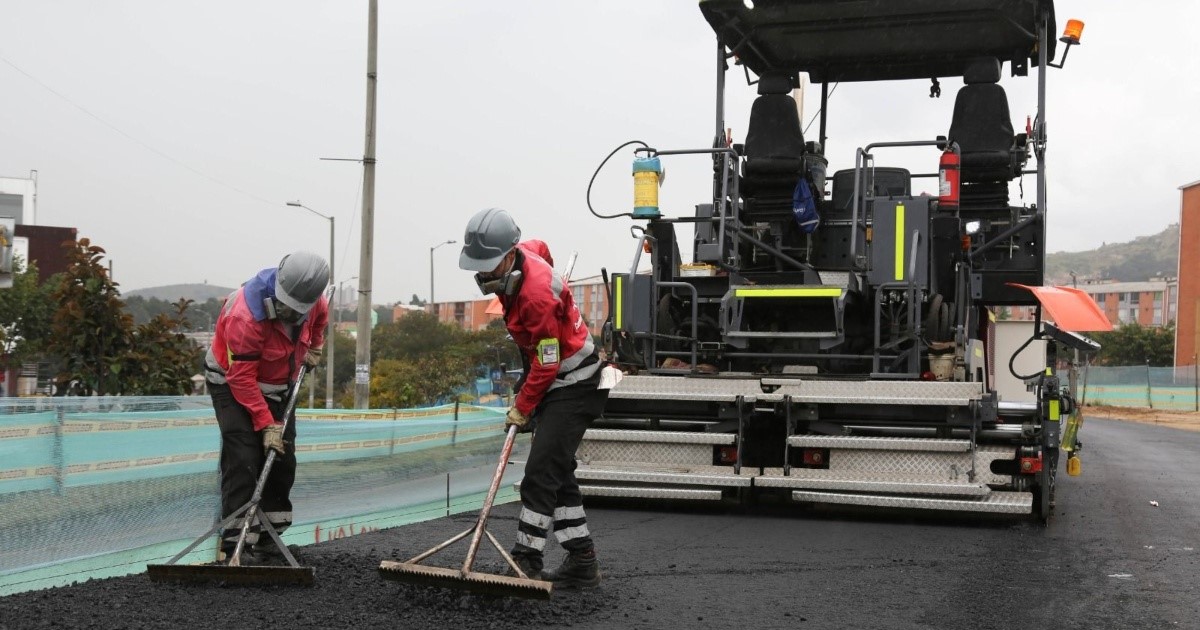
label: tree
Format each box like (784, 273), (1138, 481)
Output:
(1090, 322), (1175, 367)
(409, 294), (426, 307)
(359, 312), (521, 408)
(48, 239), (133, 395)
(0, 258), (56, 371)
(121, 299), (201, 395)
(373, 312), (464, 361)
(313, 329), (356, 405)
(47, 237), (201, 395)
(364, 355), (474, 409)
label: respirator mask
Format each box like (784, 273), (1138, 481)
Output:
(475, 269), (522, 296)
(263, 297), (307, 324)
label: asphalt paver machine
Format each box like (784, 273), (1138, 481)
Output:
(585, 0), (1107, 520)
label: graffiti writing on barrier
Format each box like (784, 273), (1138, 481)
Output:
(313, 522), (380, 544)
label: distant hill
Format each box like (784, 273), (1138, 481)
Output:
(1046, 224), (1179, 284)
(125, 283), (237, 303)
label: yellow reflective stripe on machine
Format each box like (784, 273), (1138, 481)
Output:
(1049, 399), (1060, 421)
(734, 288), (843, 298)
(614, 276), (624, 331)
(894, 203), (905, 281)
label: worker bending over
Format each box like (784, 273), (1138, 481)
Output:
(204, 251), (329, 564)
(458, 208), (608, 588)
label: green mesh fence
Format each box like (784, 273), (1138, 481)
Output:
(0, 399), (524, 595)
(1081, 365), (1200, 411)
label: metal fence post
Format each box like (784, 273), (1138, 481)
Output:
(53, 408), (65, 496)
(1194, 357), (1198, 412)
(388, 408), (398, 456)
(1080, 360), (1090, 407)
(1145, 360), (1153, 409)
(451, 400), (460, 446)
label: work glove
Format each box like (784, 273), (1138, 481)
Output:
(262, 423), (286, 456)
(505, 407), (533, 434)
(304, 345), (324, 369)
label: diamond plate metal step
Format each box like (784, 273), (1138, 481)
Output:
(583, 429), (735, 445)
(765, 379), (984, 406)
(609, 375), (984, 406)
(787, 435), (971, 452)
(608, 375), (763, 402)
(791, 490), (1032, 514)
(575, 465), (752, 487)
(755, 472), (990, 497)
(580, 485), (723, 501)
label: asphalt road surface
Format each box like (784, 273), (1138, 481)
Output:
(1, 417), (1196, 630)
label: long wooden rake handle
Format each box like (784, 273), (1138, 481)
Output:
(460, 424), (519, 574)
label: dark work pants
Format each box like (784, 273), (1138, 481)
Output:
(211, 383), (297, 553)
(514, 386), (608, 562)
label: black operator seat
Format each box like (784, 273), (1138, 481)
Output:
(948, 58), (1027, 184)
(741, 74), (805, 219)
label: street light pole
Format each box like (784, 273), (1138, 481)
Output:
(429, 239), (456, 312)
(286, 201), (336, 409)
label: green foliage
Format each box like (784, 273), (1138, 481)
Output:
(311, 330), (356, 405)
(366, 356), (474, 409)
(374, 312), (465, 361)
(1090, 321), (1175, 367)
(124, 294), (221, 330)
(49, 239), (134, 395)
(122, 299), (201, 395)
(359, 312), (522, 408)
(0, 258), (56, 367)
(47, 237), (200, 395)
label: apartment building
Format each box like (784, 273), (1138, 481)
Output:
(429, 274), (609, 336)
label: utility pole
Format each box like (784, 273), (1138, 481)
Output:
(354, 0), (378, 410)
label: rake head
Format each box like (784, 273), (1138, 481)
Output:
(378, 560), (552, 600)
(147, 563), (315, 586)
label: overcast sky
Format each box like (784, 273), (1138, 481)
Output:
(2, 1), (1196, 304)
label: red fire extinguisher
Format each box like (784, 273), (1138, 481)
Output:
(938, 143), (960, 212)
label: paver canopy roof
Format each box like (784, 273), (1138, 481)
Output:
(699, 0), (1056, 82)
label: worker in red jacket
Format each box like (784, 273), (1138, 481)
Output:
(459, 208), (607, 588)
(204, 251), (329, 564)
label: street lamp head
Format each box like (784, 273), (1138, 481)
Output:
(286, 201), (303, 207)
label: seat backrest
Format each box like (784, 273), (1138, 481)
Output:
(743, 74), (804, 165)
(829, 167), (911, 221)
(948, 58), (1014, 154)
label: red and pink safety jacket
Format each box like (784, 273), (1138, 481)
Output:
(500, 246), (599, 417)
(205, 268), (328, 430)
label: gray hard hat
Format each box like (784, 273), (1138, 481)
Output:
(275, 251), (330, 314)
(459, 208), (521, 272)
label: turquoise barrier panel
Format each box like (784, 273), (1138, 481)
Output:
(0, 412), (58, 494)
(0, 401), (514, 596)
(1082, 365), (1200, 411)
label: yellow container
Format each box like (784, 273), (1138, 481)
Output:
(1067, 455), (1081, 477)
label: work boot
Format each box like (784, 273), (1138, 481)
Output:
(253, 540), (302, 566)
(508, 551), (543, 580)
(543, 550), (601, 588)
(220, 546), (263, 566)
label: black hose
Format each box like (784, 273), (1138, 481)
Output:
(587, 140), (650, 220)
(1008, 333), (1045, 382)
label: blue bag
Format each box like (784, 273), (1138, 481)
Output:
(792, 176), (820, 234)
